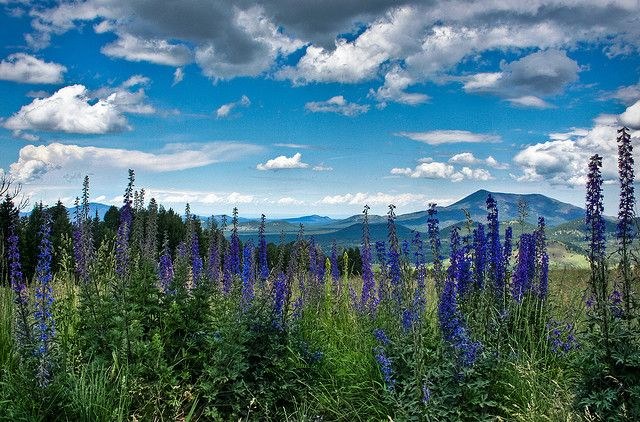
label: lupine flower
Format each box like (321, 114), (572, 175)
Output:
(374, 346), (395, 391)
(241, 241), (255, 310)
(8, 225), (32, 348)
(401, 308), (415, 332)
(229, 207), (241, 275)
(427, 203), (444, 290)
(511, 233), (536, 302)
(473, 223), (486, 290)
(34, 217), (55, 387)
(455, 244), (473, 300)
(258, 214), (269, 281)
(486, 194), (505, 301)
(158, 238), (174, 294)
(273, 272), (288, 330)
(360, 205), (376, 312)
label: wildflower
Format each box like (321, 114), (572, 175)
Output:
(586, 155), (606, 262)
(207, 230), (221, 284)
(535, 218), (549, 299)
(158, 237), (174, 294)
(330, 240), (340, 285)
(422, 384), (431, 404)
(241, 241), (255, 310)
(373, 328), (390, 345)
(617, 127), (635, 244)
(273, 272), (288, 330)
(361, 205), (376, 312)
(387, 205), (401, 303)
(258, 214), (269, 281)
(116, 170), (135, 279)
(8, 224), (32, 348)
(473, 223), (486, 290)
(511, 234), (536, 302)
(401, 308), (415, 332)
(487, 194), (505, 301)
(413, 231), (426, 319)
(308, 236), (318, 283)
(503, 226), (513, 273)
(427, 203), (444, 290)
(34, 217), (55, 387)
(229, 207), (241, 275)
(191, 232), (203, 284)
(374, 346), (395, 391)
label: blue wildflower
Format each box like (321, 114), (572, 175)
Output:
(229, 207), (241, 275)
(273, 272), (288, 330)
(241, 241), (255, 310)
(34, 217), (55, 387)
(258, 214), (269, 281)
(373, 328), (390, 345)
(486, 194), (505, 301)
(158, 237), (174, 294)
(360, 205), (376, 312)
(427, 203), (443, 289)
(374, 346), (395, 391)
(473, 223), (486, 290)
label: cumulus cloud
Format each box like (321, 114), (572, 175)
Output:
(0, 53), (66, 84)
(369, 65), (429, 107)
(395, 130), (501, 145)
(256, 152), (309, 170)
(23, 0), (640, 87)
(391, 158), (493, 182)
(278, 196), (305, 205)
(9, 141), (263, 182)
(463, 50), (579, 106)
(449, 152), (509, 169)
(216, 95), (251, 118)
(512, 101), (640, 186)
(305, 95), (369, 116)
(102, 33), (193, 66)
(3, 80), (154, 134)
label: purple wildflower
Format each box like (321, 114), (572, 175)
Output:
(374, 345), (395, 391)
(229, 208), (241, 275)
(273, 272), (288, 330)
(535, 218), (549, 299)
(330, 240), (340, 286)
(115, 170), (135, 279)
(373, 328), (390, 345)
(617, 127), (635, 244)
(158, 238), (174, 294)
(487, 194), (505, 301)
(511, 233), (536, 302)
(586, 155), (606, 262)
(413, 231), (426, 319)
(427, 203), (444, 290)
(503, 225), (513, 273)
(387, 205), (401, 303)
(360, 205), (376, 312)
(258, 214), (269, 281)
(422, 384), (431, 404)
(241, 241), (255, 310)
(191, 232), (203, 284)
(8, 225), (32, 348)
(473, 223), (486, 290)
(34, 217), (55, 387)
(207, 230), (221, 284)
(309, 236), (318, 283)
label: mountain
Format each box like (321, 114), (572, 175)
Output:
(280, 215), (335, 226)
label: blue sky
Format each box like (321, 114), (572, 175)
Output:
(1, 1), (639, 218)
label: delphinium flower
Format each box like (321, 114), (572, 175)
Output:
(241, 241), (255, 310)
(422, 384), (431, 404)
(401, 239), (410, 261)
(486, 194), (505, 302)
(387, 205), (402, 303)
(273, 272), (288, 330)
(158, 236), (174, 294)
(472, 223), (486, 290)
(427, 203), (444, 292)
(503, 226), (513, 274)
(73, 176), (94, 282)
(535, 218), (549, 299)
(258, 214), (269, 282)
(586, 155), (606, 308)
(116, 170), (135, 279)
(547, 320), (579, 354)
(34, 217), (55, 387)
(207, 230), (221, 284)
(511, 233), (536, 302)
(191, 232), (203, 285)
(229, 207), (241, 276)
(360, 205), (376, 312)
(373, 328), (395, 391)
(8, 224), (32, 348)
(144, 198), (159, 260)
(610, 290), (623, 318)
(455, 244), (473, 301)
(616, 127), (634, 317)
(439, 234), (481, 367)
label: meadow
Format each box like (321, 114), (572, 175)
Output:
(0, 129), (639, 421)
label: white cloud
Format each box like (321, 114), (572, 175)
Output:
(9, 141), (263, 182)
(605, 81), (640, 105)
(619, 100), (640, 129)
(395, 130), (501, 145)
(305, 95), (369, 116)
(3, 81), (155, 134)
(216, 95), (251, 118)
(507, 96), (554, 109)
(0, 53), (66, 84)
(256, 152), (309, 170)
(148, 188), (254, 206)
(369, 65), (429, 107)
(273, 143), (313, 149)
(11, 130), (40, 142)
(512, 101), (640, 186)
(391, 158), (493, 182)
(449, 152), (509, 169)
(278, 196), (305, 205)
(102, 33), (193, 66)
(172, 67), (184, 86)
(317, 191), (448, 207)
(312, 164), (333, 171)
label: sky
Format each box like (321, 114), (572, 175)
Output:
(1, 1), (640, 218)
